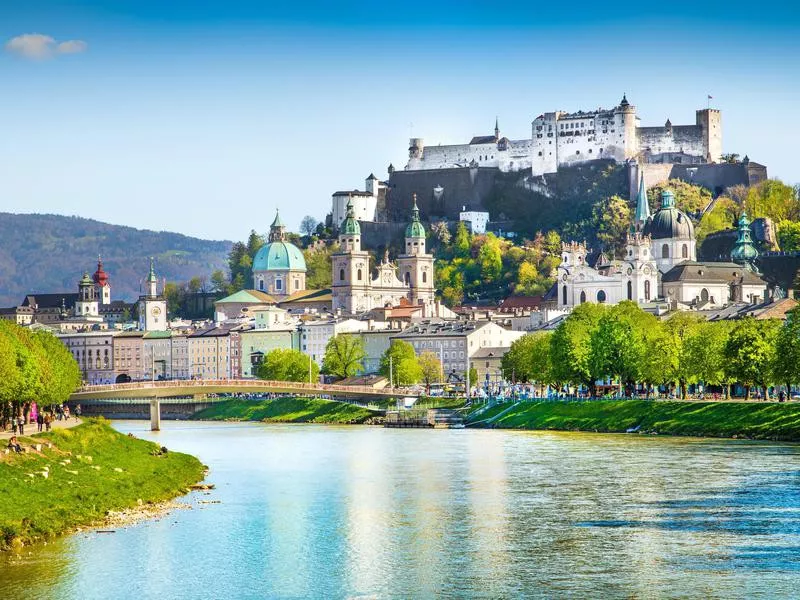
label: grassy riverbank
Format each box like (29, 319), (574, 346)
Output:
(192, 397), (375, 424)
(467, 400), (800, 441)
(0, 419), (205, 550)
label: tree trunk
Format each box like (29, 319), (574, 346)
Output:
(680, 380), (687, 400)
(744, 386), (751, 401)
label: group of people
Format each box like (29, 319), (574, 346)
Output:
(3, 403), (82, 435)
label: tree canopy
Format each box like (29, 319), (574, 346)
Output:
(257, 348), (319, 383)
(322, 334), (365, 380)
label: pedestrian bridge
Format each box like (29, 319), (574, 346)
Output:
(70, 379), (410, 402)
(70, 379), (412, 431)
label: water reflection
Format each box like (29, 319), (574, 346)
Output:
(1, 425), (799, 599)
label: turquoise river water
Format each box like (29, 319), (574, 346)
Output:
(1, 421), (800, 599)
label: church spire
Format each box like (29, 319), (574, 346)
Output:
(634, 172), (651, 230)
(731, 211), (759, 270)
(494, 117), (500, 140)
(269, 209), (287, 242)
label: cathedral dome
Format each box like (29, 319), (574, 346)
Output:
(643, 190), (694, 240)
(253, 241), (306, 272)
(405, 196), (426, 239)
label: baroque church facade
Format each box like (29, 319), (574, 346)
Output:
(332, 197), (435, 315)
(558, 176), (767, 311)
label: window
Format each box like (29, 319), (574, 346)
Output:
(627, 280), (632, 300)
(339, 268), (345, 281)
(562, 285), (568, 305)
(662, 244), (669, 259)
(597, 290), (607, 303)
(682, 244), (688, 259)
(294, 280), (299, 290)
(701, 288), (709, 302)
(422, 272), (427, 283)
(357, 269), (362, 281)
(580, 291), (586, 304)
(405, 272), (411, 285)
(275, 279), (282, 291)
(644, 280), (651, 301)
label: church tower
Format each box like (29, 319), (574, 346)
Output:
(138, 258), (168, 331)
(634, 173), (651, 232)
(331, 200), (371, 314)
(93, 256), (111, 305)
(396, 195), (435, 306)
(624, 231), (658, 303)
(74, 272), (100, 318)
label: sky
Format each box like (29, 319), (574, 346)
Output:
(1, 1), (799, 242)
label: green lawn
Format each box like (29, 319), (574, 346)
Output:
(0, 419), (205, 550)
(192, 397), (375, 424)
(466, 400), (800, 441)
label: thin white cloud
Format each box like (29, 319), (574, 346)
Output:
(56, 40), (88, 55)
(5, 33), (87, 59)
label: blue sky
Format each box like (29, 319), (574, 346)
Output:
(1, 1), (798, 241)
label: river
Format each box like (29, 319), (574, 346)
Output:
(2, 421), (800, 598)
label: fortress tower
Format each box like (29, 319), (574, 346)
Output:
(696, 108), (722, 163)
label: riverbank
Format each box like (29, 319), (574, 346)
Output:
(467, 400), (800, 441)
(191, 397), (376, 424)
(0, 418), (206, 551)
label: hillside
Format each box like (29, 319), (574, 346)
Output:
(0, 213), (232, 306)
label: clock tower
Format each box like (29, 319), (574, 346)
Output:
(138, 258), (168, 331)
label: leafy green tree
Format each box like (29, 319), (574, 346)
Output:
(33, 330), (81, 405)
(429, 221), (452, 248)
(478, 234), (503, 283)
(664, 312), (705, 399)
(649, 180), (712, 215)
(724, 318), (781, 399)
(550, 302), (607, 395)
(696, 197), (738, 243)
(257, 348), (319, 382)
(418, 351), (443, 388)
(210, 269), (229, 294)
(544, 230), (562, 256)
(778, 220), (800, 253)
(588, 302), (655, 395)
(379, 340), (421, 386)
(304, 244), (336, 290)
(591, 195), (631, 255)
(322, 334), (365, 380)
(774, 307), (800, 390)
(454, 222), (471, 257)
(744, 179), (800, 223)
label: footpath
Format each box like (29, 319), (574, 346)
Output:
(0, 417), (81, 441)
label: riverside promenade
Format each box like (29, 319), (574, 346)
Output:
(0, 417), (81, 441)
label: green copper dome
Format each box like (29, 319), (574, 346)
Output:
(731, 212), (759, 263)
(340, 200), (361, 236)
(643, 190), (694, 240)
(79, 272), (93, 286)
(253, 241), (307, 272)
(405, 196), (426, 239)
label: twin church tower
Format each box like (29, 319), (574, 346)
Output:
(331, 196), (435, 314)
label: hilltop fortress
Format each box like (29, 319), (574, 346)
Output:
(405, 95), (721, 176)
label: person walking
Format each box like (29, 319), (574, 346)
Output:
(64, 406), (71, 421)
(44, 412), (51, 432)
(11, 415), (17, 435)
(18, 414), (24, 436)
(37, 411), (44, 432)
(75, 404), (81, 421)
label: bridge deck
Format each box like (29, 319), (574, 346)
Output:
(70, 379), (413, 401)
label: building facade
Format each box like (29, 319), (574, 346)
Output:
(252, 211), (307, 298)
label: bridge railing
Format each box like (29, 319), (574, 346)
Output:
(75, 379), (413, 397)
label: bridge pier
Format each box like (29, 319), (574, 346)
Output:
(150, 398), (161, 431)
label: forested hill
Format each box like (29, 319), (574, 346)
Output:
(0, 213), (232, 306)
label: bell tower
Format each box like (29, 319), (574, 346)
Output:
(138, 258), (168, 331)
(331, 200), (371, 314)
(396, 195), (435, 306)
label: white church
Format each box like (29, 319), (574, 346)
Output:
(557, 176), (767, 311)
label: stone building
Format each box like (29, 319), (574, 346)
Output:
(331, 173), (386, 230)
(331, 198), (435, 315)
(252, 211), (307, 298)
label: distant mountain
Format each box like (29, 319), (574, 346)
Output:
(0, 213), (232, 306)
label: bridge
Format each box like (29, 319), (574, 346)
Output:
(69, 379), (416, 430)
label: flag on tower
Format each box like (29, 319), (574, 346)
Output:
(708, 95), (713, 99)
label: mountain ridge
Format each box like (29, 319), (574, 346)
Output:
(0, 212), (233, 306)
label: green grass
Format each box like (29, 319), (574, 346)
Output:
(192, 397), (375, 424)
(466, 400), (800, 441)
(0, 419), (205, 550)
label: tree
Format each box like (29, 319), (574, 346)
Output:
(429, 221), (452, 248)
(778, 220), (800, 253)
(478, 234), (503, 283)
(300, 216), (319, 237)
(724, 318), (781, 400)
(544, 231), (561, 256)
(322, 334), (365, 380)
(696, 197), (738, 243)
(550, 302), (607, 395)
(591, 195), (632, 255)
(379, 340), (421, 386)
(720, 153), (740, 163)
(743, 179), (800, 223)
(664, 312), (705, 399)
(454, 222), (471, 257)
(210, 269), (229, 294)
(649, 180), (712, 215)
(774, 307), (800, 391)
(257, 348), (318, 382)
(418, 351), (443, 389)
(304, 244), (335, 290)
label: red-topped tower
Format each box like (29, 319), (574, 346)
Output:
(92, 255), (111, 305)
